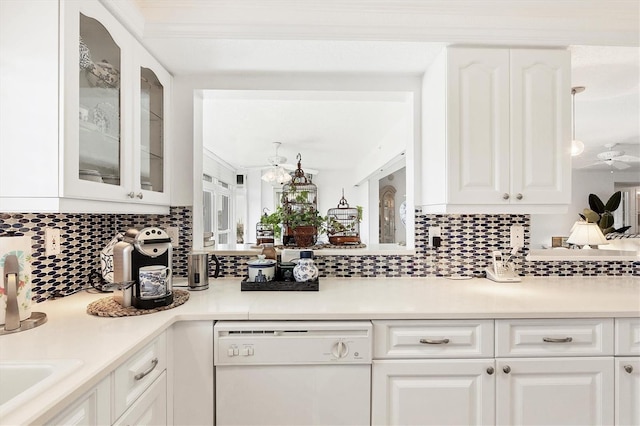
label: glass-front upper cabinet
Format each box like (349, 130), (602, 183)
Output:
(78, 12), (122, 187)
(62, 0), (170, 209)
(134, 43), (171, 205)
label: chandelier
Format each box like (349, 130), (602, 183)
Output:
(261, 166), (292, 184)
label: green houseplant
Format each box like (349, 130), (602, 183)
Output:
(580, 191), (630, 235)
(259, 207), (284, 239)
(282, 206), (326, 247)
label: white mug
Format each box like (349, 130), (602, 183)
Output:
(139, 265), (171, 299)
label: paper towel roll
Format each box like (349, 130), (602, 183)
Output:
(0, 235), (32, 325)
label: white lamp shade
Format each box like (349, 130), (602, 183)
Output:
(566, 222), (608, 248)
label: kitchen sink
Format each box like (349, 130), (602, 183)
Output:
(0, 359), (82, 416)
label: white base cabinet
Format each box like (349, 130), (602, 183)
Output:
(47, 333), (168, 426)
(496, 357), (614, 426)
(170, 321), (214, 426)
(615, 318), (640, 425)
(374, 318), (623, 426)
(615, 357), (640, 425)
(46, 377), (111, 426)
(372, 359), (495, 425)
(113, 372), (167, 426)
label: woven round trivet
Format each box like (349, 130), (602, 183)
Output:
(87, 289), (190, 317)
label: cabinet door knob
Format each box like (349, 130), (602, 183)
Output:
(127, 192), (135, 199)
(516, 193), (523, 200)
(486, 367), (495, 375)
(137, 192), (144, 199)
(503, 365), (511, 374)
(503, 193), (510, 200)
(624, 365), (633, 374)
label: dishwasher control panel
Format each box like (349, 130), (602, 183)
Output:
(214, 321), (372, 365)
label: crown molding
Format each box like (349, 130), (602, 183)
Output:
(132, 0), (639, 46)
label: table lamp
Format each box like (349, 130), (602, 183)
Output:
(567, 221), (608, 249)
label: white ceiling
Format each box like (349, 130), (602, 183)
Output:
(121, 0), (640, 174)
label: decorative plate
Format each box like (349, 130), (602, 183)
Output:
(100, 233), (123, 283)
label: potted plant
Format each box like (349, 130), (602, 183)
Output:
(259, 207), (284, 241)
(283, 206), (326, 247)
(580, 191), (630, 235)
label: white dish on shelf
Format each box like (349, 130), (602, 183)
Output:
(101, 175), (120, 185)
(79, 169), (103, 183)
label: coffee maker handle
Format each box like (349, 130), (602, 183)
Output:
(211, 254), (221, 278)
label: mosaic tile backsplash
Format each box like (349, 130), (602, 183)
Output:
(0, 207), (192, 302)
(0, 208), (637, 302)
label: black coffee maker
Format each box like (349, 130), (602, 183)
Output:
(113, 227), (173, 309)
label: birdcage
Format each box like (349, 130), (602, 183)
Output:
(256, 208), (275, 245)
(281, 154), (318, 246)
(327, 190), (361, 245)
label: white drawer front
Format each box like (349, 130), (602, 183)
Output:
(373, 320), (494, 359)
(113, 332), (167, 420)
(496, 318), (614, 357)
(616, 318), (640, 355)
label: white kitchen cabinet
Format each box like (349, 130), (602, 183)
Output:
(496, 357), (614, 426)
(372, 320), (495, 425)
(372, 359), (496, 425)
(170, 321), (214, 426)
(113, 332), (167, 420)
(0, 0), (170, 213)
(421, 47), (570, 213)
(495, 318), (614, 426)
(615, 357), (640, 425)
(46, 376), (111, 426)
(615, 318), (640, 425)
(113, 372), (167, 426)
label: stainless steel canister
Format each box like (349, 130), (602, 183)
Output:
(187, 252), (220, 290)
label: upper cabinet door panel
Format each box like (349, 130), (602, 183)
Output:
(133, 44), (172, 205)
(510, 49), (571, 204)
(61, 0), (133, 201)
(447, 48), (510, 204)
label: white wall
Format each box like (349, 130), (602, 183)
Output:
(530, 170), (640, 248)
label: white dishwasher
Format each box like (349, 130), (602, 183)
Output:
(214, 321), (372, 426)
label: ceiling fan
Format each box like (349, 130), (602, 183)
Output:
(583, 143), (640, 170)
(258, 142), (320, 175)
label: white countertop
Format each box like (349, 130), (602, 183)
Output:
(1, 276), (638, 425)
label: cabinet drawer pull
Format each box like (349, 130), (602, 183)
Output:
(516, 193), (523, 200)
(503, 365), (511, 374)
(486, 367), (494, 375)
(542, 337), (573, 343)
(134, 357), (158, 381)
(624, 365), (633, 374)
(419, 338), (450, 345)
(136, 192), (144, 199)
(127, 192), (135, 199)
(502, 193), (510, 200)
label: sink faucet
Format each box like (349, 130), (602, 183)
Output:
(3, 254), (20, 332)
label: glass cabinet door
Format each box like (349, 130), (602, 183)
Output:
(78, 13), (121, 186)
(140, 67), (164, 193)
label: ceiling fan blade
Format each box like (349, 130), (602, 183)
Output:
(578, 161), (605, 169)
(612, 161), (631, 170)
(612, 154), (640, 162)
(280, 162), (320, 175)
